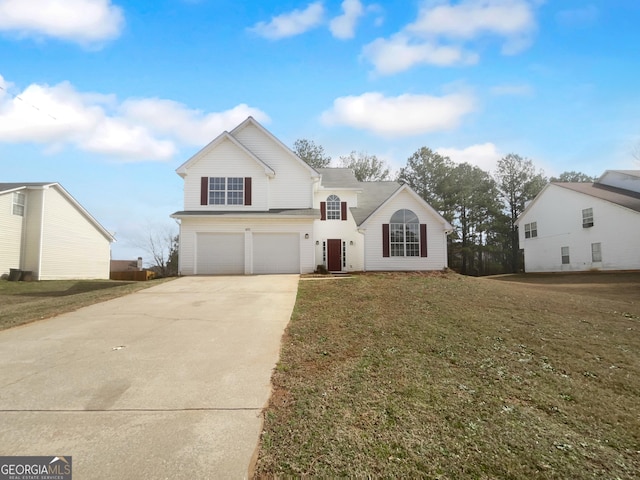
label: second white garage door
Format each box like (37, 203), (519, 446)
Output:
(252, 233), (300, 274)
(196, 233), (244, 275)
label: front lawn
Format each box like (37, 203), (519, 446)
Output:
(254, 272), (640, 478)
(0, 278), (174, 330)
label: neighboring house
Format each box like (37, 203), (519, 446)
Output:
(0, 182), (115, 280)
(516, 170), (640, 272)
(171, 117), (452, 275)
(110, 258), (143, 272)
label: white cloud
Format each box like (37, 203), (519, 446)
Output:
(437, 143), (502, 173)
(329, 0), (364, 39)
(120, 99), (268, 145)
(249, 2), (324, 39)
(363, 0), (539, 74)
(362, 34), (478, 75)
(321, 91), (476, 137)
(0, 75), (269, 161)
(0, 0), (124, 45)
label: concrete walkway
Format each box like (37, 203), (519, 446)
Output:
(0, 275), (299, 479)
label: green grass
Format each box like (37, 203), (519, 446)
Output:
(0, 278), (175, 330)
(254, 272), (640, 478)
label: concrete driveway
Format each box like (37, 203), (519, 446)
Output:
(0, 275), (299, 479)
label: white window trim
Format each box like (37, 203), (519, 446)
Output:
(209, 177), (243, 206)
(582, 208), (594, 228)
(12, 191), (25, 216)
(326, 195), (341, 220)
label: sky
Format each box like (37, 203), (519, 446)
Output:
(1, 0), (639, 261)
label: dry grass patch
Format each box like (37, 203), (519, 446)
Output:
(0, 278), (175, 330)
(255, 272), (640, 478)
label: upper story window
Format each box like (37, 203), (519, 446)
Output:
(326, 195), (341, 220)
(524, 222), (537, 239)
(390, 209), (420, 257)
(209, 177), (244, 205)
(582, 208), (594, 228)
(320, 195), (346, 221)
(12, 192), (25, 216)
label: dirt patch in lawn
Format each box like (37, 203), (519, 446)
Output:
(254, 271), (640, 478)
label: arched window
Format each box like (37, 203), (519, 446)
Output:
(390, 209), (420, 257)
(327, 195), (341, 220)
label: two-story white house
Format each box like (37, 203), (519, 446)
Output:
(516, 170), (640, 272)
(171, 117), (452, 275)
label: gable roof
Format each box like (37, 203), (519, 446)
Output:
(0, 182), (56, 193)
(175, 130), (276, 178)
(317, 168), (362, 189)
(0, 182), (115, 242)
(360, 183), (453, 230)
(230, 116), (321, 179)
(554, 182), (640, 213)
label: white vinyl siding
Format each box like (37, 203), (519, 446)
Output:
(232, 123), (315, 209)
(0, 192), (24, 276)
(38, 188), (111, 280)
(363, 189), (448, 271)
(518, 184), (640, 272)
(182, 138), (269, 211)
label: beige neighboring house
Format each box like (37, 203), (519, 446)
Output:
(0, 182), (115, 280)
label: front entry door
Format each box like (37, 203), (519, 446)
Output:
(327, 239), (342, 272)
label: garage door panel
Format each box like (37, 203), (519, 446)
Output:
(197, 233), (244, 275)
(253, 233), (300, 274)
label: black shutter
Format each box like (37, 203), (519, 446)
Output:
(341, 202), (347, 221)
(320, 202), (326, 221)
(200, 177), (208, 205)
(244, 177), (252, 205)
(382, 224), (390, 257)
(420, 224), (427, 257)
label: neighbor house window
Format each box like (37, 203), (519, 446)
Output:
(591, 242), (602, 262)
(390, 209), (420, 257)
(208, 177), (243, 205)
(524, 222), (537, 239)
(582, 208), (594, 228)
(561, 246), (570, 265)
(12, 192), (25, 216)
(327, 195), (341, 220)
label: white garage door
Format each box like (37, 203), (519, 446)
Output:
(196, 233), (244, 275)
(253, 233), (300, 274)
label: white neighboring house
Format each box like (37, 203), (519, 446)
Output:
(0, 183), (115, 280)
(516, 170), (640, 272)
(171, 117), (452, 275)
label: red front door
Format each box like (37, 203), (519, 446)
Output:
(327, 239), (342, 272)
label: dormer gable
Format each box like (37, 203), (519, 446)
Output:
(176, 130), (275, 178)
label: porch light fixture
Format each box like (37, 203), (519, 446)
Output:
(304, 233), (309, 239)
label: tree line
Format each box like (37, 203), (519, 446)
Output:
(293, 138), (596, 275)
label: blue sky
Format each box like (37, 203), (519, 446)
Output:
(1, 0), (639, 261)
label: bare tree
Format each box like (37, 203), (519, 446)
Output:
(293, 138), (331, 168)
(133, 223), (179, 277)
(338, 151), (390, 181)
